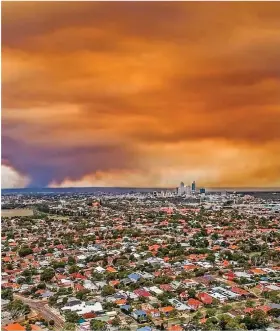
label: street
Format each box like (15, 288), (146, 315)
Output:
(14, 294), (65, 330)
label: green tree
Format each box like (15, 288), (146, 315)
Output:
(188, 288), (197, 298)
(111, 316), (121, 327)
(206, 308), (216, 317)
(64, 311), (80, 323)
(18, 246), (33, 257)
(90, 319), (107, 330)
(268, 308), (280, 318)
(101, 285), (115, 296)
(40, 268), (55, 282)
(242, 309), (269, 330)
(193, 311), (203, 320)
(1, 288), (13, 301)
(37, 282), (47, 289)
(225, 318), (246, 330)
(221, 304), (232, 313)
(91, 272), (103, 281)
(206, 254), (215, 263)
(69, 265), (80, 274)
(76, 290), (90, 301)
(7, 299), (31, 318)
(68, 256), (76, 265)
(211, 233), (219, 240)
(63, 322), (76, 331)
(245, 300), (255, 308)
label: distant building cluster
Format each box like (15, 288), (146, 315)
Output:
(177, 181), (205, 196)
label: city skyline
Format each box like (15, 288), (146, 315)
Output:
(2, 2), (280, 189)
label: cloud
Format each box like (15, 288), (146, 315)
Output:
(1, 165), (30, 189)
(2, 2), (280, 188)
(2, 132), (137, 187)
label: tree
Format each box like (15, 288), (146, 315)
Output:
(6, 263), (13, 270)
(63, 322), (76, 331)
(193, 311), (203, 320)
(242, 309), (269, 330)
(219, 314), (232, 330)
(68, 256), (76, 265)
(211, 233), (219, 240)
(221, 304), (232, 313)
(188, 288), (196, 298)
(64, 311), (80, 323)
(1, 288), (13, 301)
(225, 318), (245, 330)
(22, 269), (32, 277)
(90, 319), (107, 330)
(48, 296), (57, 307)
(245, 300), (255, 308)
(76, 290), (90, 301)
(26, 324), (32, 331)
(69, 265), (79, 274)
(40, 268), (55, 282)
(37, 282), (47, 289)
(205, 317), (219, 330)
(206, 308), (216, 317)
(7, 299), (30, 318)
(111, 316), (121, 327)
(206, 254), (215, 263)
(101, 285), (115, 296)
(37, 203), (50, 213)
(18, 246), (33, 257)
(92, 272), (103, 281)
(268, 308), (280, 318)
(49, 320), (55, 326)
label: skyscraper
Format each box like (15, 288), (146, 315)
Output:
(185, 185), (191, 195)
(191, 181), (196, 192)
(178, 181), (185, 196)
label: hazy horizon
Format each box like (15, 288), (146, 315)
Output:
(2, 185), (280, 193)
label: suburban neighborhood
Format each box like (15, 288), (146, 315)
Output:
(1, 189), (280, 331)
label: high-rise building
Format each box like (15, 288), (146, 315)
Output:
(191, 181), (196, 192)
(200, 188), (206, 194)
(178, 181), (185, 196)
(185, 185), (191, 195)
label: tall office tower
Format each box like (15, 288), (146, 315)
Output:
(191, 181), (196, 192)
(178, 181), (185, 196)
(185, 185), (191, 195)
(200, 188), (206, 194)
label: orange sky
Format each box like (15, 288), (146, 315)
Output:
(2, 2), (280, 188)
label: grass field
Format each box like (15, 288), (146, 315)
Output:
(1, 208), (34, 217)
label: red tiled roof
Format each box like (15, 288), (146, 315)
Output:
(160, 306), (174, 313)
(231, 287), (249, 296)
(70, 273), (87, 279)
(106, 266), (117, 273)
(188, 298), (201, 307)
(115, 299), (126, 305)
(167, 325), (183, 331)
(82, 312), (97, 319)
(197, 292), (213, 304)
(134, 289), (151, 297)
(3, 323), (25, 331)
(160, 284), (173, 291)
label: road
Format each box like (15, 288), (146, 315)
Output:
(14, 294), (65, 330)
